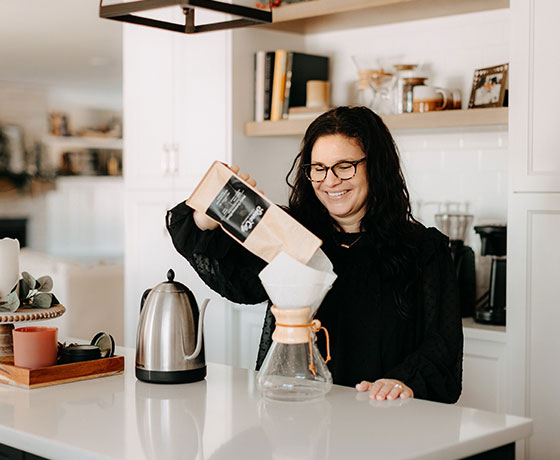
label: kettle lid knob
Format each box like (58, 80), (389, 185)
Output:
(167, 269), (175, 283)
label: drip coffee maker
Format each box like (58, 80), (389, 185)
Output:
(256, 306), (332, 402)
(474, 225), (507, 325)
(435, 212), (476, 317)
(256, 252), (337, 402)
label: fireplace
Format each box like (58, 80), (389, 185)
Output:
(0, 218), (27, 247)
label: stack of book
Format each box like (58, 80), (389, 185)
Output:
(254, 50), (330, 122)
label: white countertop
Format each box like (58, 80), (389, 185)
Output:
(0, 348), (531, 460)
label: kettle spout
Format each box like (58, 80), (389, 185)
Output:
(185, 298), (210, 361)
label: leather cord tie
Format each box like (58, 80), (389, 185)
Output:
(275, 319), (331, 376)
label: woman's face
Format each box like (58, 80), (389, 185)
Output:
(309, 134), (369, 229)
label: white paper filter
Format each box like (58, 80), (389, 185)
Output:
(258, 250), (337, 315)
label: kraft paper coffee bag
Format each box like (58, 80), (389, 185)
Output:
(186, 161), (322, 264)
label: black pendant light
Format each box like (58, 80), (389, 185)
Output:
(99, 0), (272, 34)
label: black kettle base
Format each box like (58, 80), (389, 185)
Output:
(136, 366), (206, 384)
(474, 308), (506, 326)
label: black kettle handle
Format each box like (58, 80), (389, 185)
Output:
(140, 289), (152, 312)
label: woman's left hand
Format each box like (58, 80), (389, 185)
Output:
(355, 378), (414, 400)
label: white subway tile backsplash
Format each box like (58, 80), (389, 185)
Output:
(401, 149), (444, 172)
(441, 149), (478, 172)
(479, 148), (509, 172)
(397, 128), (508, 229)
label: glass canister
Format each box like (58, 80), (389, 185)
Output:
(256, 306), (332, 402)
(402, 76), (427, 113)
(368, 70), (395, 114)
(393, 64), (419, 113)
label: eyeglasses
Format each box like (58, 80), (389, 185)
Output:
(302, 158), (366, 183)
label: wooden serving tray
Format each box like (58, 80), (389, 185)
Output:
(0, 355), (124, 389)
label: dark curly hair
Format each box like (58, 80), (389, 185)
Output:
(286, 106), (421, 318)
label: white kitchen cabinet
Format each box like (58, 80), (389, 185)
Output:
(172, 31), (229, 187)
(507, 193), (560, 459)
(230, 302), (268, 370)
(45, 176), (124, 260)
(123, 21), (174, 190)
(510, 0), (560, 193)
(122, 14), (232, 364)
(507, 1), (560, 458)
(458, 324), (507, 413)
(123, 11), (229, 192)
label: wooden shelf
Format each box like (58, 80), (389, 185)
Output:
(42, 136), (123, 150)
(245, 107), (508, 137)
(267, 0), (509, 34)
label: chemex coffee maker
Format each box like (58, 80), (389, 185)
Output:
(435, 208), (476, 318)
(474, 225), (507, 325)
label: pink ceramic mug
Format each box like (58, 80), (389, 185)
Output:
(12, 327), (58, 368)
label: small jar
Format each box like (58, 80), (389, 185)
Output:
(402, 76), (428, 113)
(393, 64), (418, 113)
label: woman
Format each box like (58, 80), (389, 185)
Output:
(167, 106), (463, 403)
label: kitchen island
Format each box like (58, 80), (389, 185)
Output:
(0, 348), (531, 460)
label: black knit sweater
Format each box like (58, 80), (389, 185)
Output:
(166, 202), (463, 403)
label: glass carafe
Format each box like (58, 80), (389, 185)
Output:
(352, 69), (374, 108)
(368, 70), (395, 114)
(256, 306), (332, 402)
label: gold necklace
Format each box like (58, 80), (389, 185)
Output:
(339, 235), (363, 249)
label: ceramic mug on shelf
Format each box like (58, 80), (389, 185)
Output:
(412, 85), (449, 112)
(451, 89), (462, 109)
(12, 326), (58, 368)
(306, 80), (330, 108)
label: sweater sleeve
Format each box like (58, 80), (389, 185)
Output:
(385, 228), (464, 403)
(166, 201), (268, 305)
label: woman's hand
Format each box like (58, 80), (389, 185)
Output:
(190, 165), (258, 231)
(355, 378), (414, 401)
(230, 165), (257, 188)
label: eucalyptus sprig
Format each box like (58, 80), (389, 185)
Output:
(0, 272), (59, 313)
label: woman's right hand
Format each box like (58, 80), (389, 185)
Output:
(190, 165), (258, 232)
(193, 210), (219, 231)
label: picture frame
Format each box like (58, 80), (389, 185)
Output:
(468, 63), (509, 108)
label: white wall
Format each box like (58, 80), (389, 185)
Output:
(305, 9), (509, 110)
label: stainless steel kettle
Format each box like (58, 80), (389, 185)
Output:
(136, 269), (209, 384)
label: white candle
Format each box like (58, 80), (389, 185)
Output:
(0, 238), (20, 302)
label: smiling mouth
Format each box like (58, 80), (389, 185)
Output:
(327, 190), (349, 198)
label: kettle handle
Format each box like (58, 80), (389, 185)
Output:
(140, 289), (152, 312)
(185, 298), (210, 361)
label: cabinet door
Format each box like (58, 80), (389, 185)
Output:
(510, 0), (560, 192)
(457, 335), (507, 413)
(172, 28), (230, 188)
(123, 21), (174, 190)
(508, 193), (560, 459)
(230, 302), (267, 370)
(45, 179), (95, 257)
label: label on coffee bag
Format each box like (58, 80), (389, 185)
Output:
(206, 176), (270, 242)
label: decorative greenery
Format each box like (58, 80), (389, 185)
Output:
(0, 272), (59, 313)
